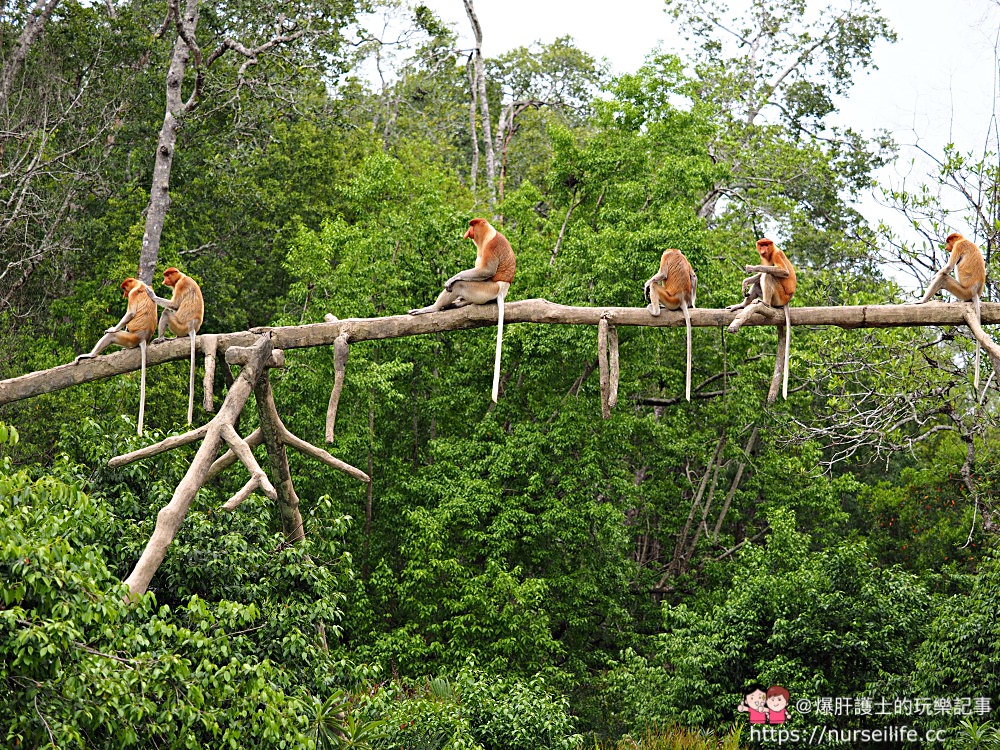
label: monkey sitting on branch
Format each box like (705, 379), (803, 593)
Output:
(644, 249), (698, 401)
(409, 218), (516, 402)
(916, 232), (986, 390)
(727, 238), (797, 402)
(74, 278), (158, 435)
(145, 266), (204, 425)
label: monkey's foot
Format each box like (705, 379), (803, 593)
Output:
(152, 336), (168, 344)
(73, 354), (94, 364)
(647, 303), (661, 317)
(408, 307), (433, 315)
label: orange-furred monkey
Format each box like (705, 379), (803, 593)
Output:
(644, 249), (698, 401)
(917, 232), (986, 389)
(727, 238), (797, 400)
(409, 218), (516, 402)
(146, 267), (205, 425)
(74, 278), (158, 435)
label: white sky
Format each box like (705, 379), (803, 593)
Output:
(413, 0), (1000, 242)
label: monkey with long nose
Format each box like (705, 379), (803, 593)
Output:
(409, 218), (516, 402)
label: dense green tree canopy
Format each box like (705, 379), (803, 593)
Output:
(2, 0), (999, 746)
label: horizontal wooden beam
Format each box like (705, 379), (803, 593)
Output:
(0, 299), (993, 407)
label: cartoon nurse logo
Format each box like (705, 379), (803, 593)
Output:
(737, 684), (768, 724)
(738, 683), (789, 724)
(766, 685), (789, 723)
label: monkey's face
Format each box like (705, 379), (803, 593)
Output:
(756, 240), (774, 262)
(163, 268), (181, 287)
(121, 278), (138, 298)
(944, 233), (961, 251)
(464, 219), (485, 242)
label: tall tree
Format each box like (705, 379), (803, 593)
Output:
(136, 0), (365, 283)
(666, 0), (895, 233)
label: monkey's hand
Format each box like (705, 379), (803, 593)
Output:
(444, 275), (460, 292)
(741, 274), (760, 295)
(73, 353), (94, 364)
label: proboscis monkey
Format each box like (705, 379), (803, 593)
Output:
(727, 238), (797, 400)
(917, 232), (986, 389)
(74, 278), (158, 435)
(409, 218), (516, 402)
(146, 266), (204, 425)
(644, 249), (698, 401)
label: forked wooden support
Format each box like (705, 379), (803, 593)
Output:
(116, 333), (371, 598)
(121, 335), (273, 598)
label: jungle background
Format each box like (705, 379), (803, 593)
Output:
(3, 0), (1000, 746)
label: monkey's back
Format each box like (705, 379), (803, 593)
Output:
(654, 249), (695, 306)
(127, 287), (158, 337)
(956, 240), (986, 288)
(168, 278), (204, 336)
(491, 234), (516, 284)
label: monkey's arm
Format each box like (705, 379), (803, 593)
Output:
(744, 264), (790, 278)
(643, 271), (668, 302)
(741, 273), (761, 295)
(939, 245), (967, 275)
(145, 286), (178, 310)
(444, 262), (498, 291)
(107, 310), (135, 334)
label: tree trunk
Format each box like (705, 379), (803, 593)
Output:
(137, 0), (200, 284)
(462, 0), (495, 210)
(0, 0), (62, 107)
(123, 335), (271, 598)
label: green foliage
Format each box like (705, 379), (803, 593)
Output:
(908, 552), (1000, 710)
(361, 668), (581, 750)
(0, 423), (368, 747)
(6, 0), (1000, 745)
(602, 510), (932, 729)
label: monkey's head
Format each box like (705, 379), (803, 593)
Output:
(163, 267), (182, 287)
(756, 238), (775, 261)
(945, 232), (964, 248)
(464, 218), (489, 242)
(120, 278), (140, 298)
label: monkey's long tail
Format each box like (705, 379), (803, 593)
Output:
(188, 329), (196, 425)
(492, 282), (510, 403)
(782, 305), (791, 400)
(138, 339), (147, 436)
(682, 301), (692, 402)
(975, 295), (982, 391)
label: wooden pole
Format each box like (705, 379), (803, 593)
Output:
(3, 300), (998, 407)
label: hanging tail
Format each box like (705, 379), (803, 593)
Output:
(188, 330), (196, 425)
(492, 282), (510, 403)
(138, 340), (147, 436)
(782, 305), (791, 400)
(682, 302), (692, 401)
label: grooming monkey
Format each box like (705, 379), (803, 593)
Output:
(74, 278), (157, 435)
(409, 218), (516, 402)
(644, 249), (698, 401)
(917, 232), (986, 389)
(146, 266), (204, 425)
